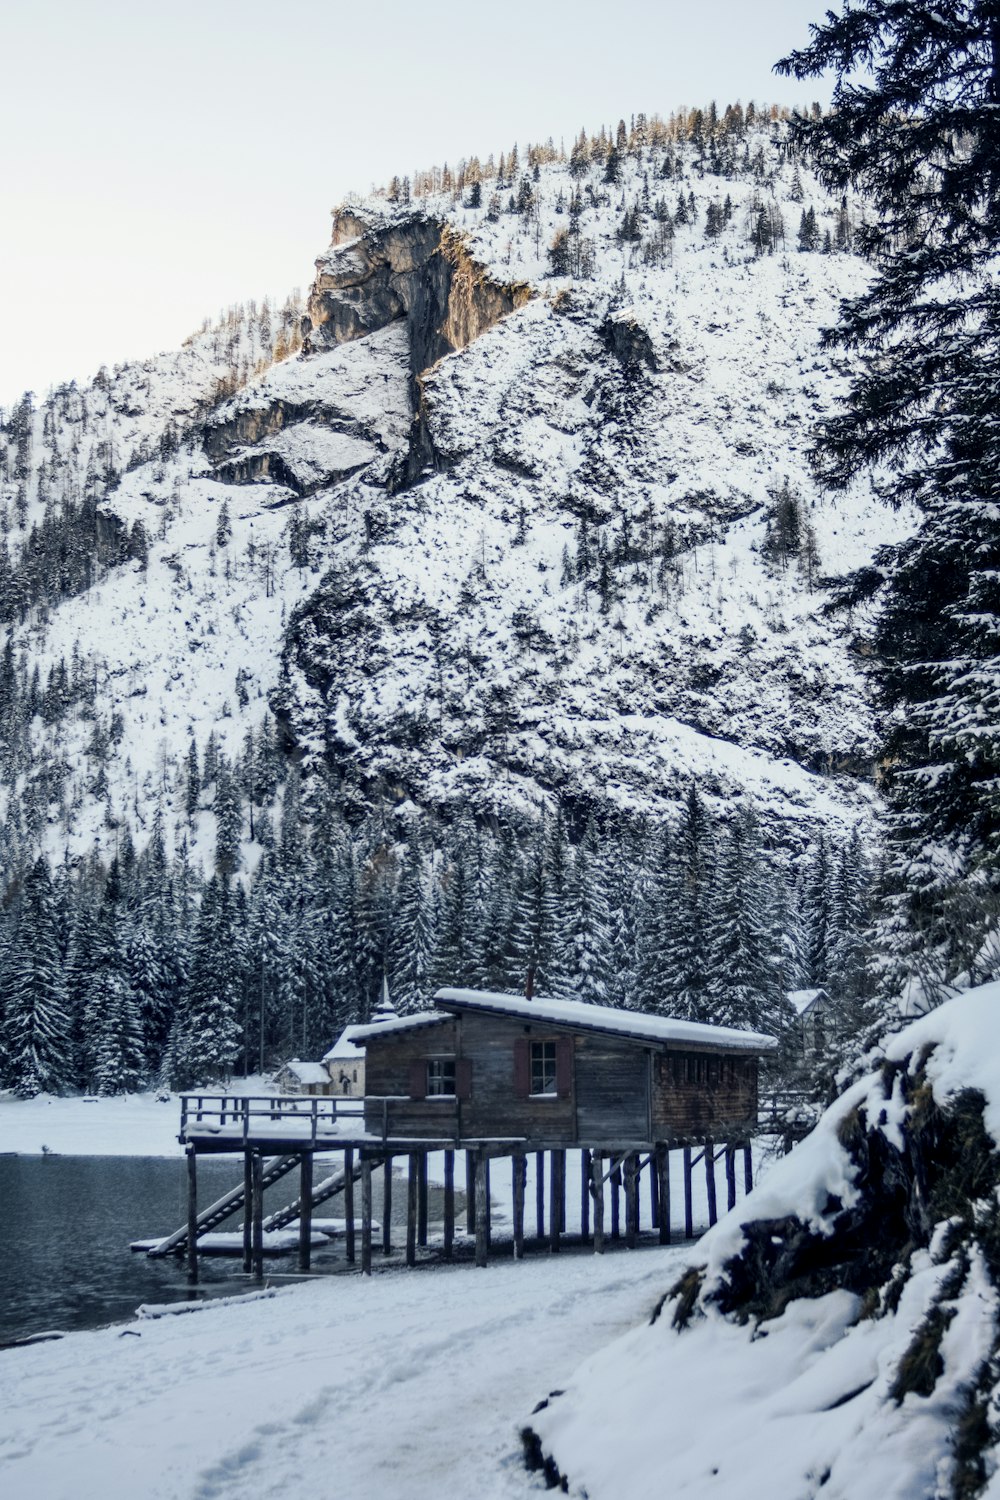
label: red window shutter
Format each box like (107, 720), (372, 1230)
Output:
(555, 1037), (573, 1099)
(455, 1058), (473, 1100)
(409, 1060), (427, 1100)
(513, 1038), (530, 1098)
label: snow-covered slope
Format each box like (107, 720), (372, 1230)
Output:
(528, 981), (1000, 1500)
(0, 116), (914, 871)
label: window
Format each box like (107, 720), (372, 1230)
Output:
(530, 1040), (557, 1096)
(427, 1058), (456, 1096)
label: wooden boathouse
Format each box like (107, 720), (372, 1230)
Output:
(162, 986), (775, 1280)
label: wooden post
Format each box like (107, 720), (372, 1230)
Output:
(625, 1153), (638, 1249)
(443, 1150), (455, 1260)
(549, 1150), (562, 1253)
(344, 1147), (355, 1265)
(592, 1152), (605, 1254)
(726, 1144), (737, 1212)
(382, 1155), (393, 1256)
(466, 1151), (476, 1234)
(406, 1152), (418, 1267)
(251, 1149), (264, 1280)
(558, 1150), (567, 1232)
(298, 1151), (313, 1272)
(610, 1160), (622, 1241)
(683, 1146), (693, 1239)
(656, 1144), (671, 1245)
(743, 1141), (753, 1196)
(648, 1152), (659, 1227)
(705, 1138), (718, 1227)
(417, 1152), (428, 1248)
(535, 1150), (545, 1238)
(485, 1158), (492, 1244)
(474, 1149), (489, 1268)
(186, 1146), (198, 1283)
(513, 1150), (525, 1259)
(580, 1149), (591, 1238)
(242, 1149), (253, 1273)
(360, 1156), (372, 1276)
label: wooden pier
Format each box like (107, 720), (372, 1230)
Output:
(157, 1093), (755, 1282)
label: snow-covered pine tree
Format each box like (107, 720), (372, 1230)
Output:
(778, 2), (1000, 1012)
(661, 785), (715, 1020)
(169, 876), (241, 1088)
(388, 821), (436, 1012)
(563, 816), (612, 1005)
(3, 858), (70, 1096)
(706, 806), (780, 1035)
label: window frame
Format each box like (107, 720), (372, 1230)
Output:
(529, 1039), (558, 1098)
(426, 1056), (457, 1098)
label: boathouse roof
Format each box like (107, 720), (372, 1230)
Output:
(350, 987), (776, 1053)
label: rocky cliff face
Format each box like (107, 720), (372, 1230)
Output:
(0, 119), (917, 873)
(306, 212), (532, 478)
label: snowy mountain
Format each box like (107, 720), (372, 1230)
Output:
(0, 109), (915, 1094)
(0, 112), (911, 873)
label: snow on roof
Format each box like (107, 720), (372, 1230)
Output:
(276, 1060), (330, 1086)
(347, 1011), (454, 1043)
(322, 1025), (371, 1063)
(787, 987), (829, 1017)
(434, 988), (777, 1053)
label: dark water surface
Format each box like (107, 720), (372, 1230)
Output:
(0, 1154), (362, 1343)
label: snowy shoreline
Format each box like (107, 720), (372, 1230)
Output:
(0, 1082), (272, 1158)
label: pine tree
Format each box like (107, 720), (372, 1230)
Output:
(779, 4), (1000, 1009)
(3, 859), (70, 1096)
(707, 808), (778, 1035)
(563, 817), (612, 1004)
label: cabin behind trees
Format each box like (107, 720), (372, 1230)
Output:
(358, 988), (771, 1150)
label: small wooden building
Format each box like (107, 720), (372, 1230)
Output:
(273, 1059), (333, 1097)
(356, 987), (774, 1149)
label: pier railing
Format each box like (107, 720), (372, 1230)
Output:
(179, 1094), (363, 1146)
(179, 1093), (420, 1146)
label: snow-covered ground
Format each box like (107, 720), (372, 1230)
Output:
(0, 1240), (687, 1500)
(0, 1083), (270, 1157)
(531, 982), (1000, 1499)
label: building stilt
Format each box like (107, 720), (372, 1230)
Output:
(360, 1156), (372, 1276)
(592, 1151), (605, 1254)
(474, 1149), (489, 1268)
(549, 1150), (562, 1253)
(580, 1149), (591, 1238)
(513, 1149), (525, 1259)
(683, 1146), (694, 1239)
(242, 1149), (253, 1272)
(298, 1151), (313, 1272)
(186, 1145), (198, 1284)
(344, 1147), (356, 1265)
(625, 1152), (638, 1249)
(251, 1150), (264, 1280)
(656, 1144), (671, 1245)
(443, 1149), (455, 1260)
(705, 1138), (718, 1227)
(406, 1152), (418, 1267)
(382, 1155), (393, 1256)
(417, 1152), (428, 1248)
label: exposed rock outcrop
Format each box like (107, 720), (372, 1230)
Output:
(307, 212), (533, 479)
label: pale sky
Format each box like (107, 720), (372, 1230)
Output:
(0, 0), (827, 408)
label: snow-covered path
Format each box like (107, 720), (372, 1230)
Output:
(0, 1244), (685, 1500)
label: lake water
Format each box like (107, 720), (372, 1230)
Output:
(0, 1154), (429, 1344)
